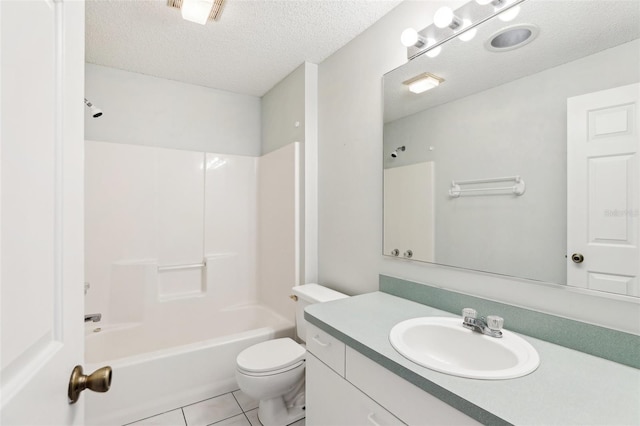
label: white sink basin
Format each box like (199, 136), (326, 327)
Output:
(389, 317), (540, 379)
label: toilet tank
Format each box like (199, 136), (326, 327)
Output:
(291, 284), (348, 343)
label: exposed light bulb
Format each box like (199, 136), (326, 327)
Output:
(433, 7), (455, 29)
(498, 4), (521, 21)
(457, 19), (477, 42)
(401, 28), (425, 48)
(425, 38), (441, 58)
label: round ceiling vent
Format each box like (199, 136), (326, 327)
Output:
(485, 24), (539, 52)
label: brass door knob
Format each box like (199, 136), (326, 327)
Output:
(68, 365), (112, 404)
(571, 253), (584, 264)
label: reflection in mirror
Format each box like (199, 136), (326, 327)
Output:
(383, 0), (640, 297)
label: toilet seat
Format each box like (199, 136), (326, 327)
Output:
(237, 338), (305, 374)
(237, 360), (305, 377)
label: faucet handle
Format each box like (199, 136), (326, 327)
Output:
(486, 315), (504, 331)
(462, 308), (477, 319)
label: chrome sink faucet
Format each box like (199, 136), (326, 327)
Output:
(462, 308), (503, 338)
(84, 313), (102, 323)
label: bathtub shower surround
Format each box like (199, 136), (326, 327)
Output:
(84, 140), (302, 425)
(85, 141), (257, 311)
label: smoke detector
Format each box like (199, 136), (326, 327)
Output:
(167, 0), (227, 24)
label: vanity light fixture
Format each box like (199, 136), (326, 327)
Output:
(403, 73), (445, 94)
(433, 7), (462, 30)
(401, 28), (426, 48)
(424, 38), (442, 58)
(457, 19), (477, 41)
(402, 0), (528, 61)
(497, 4), (521, 22)
(167, 0), (227, 25)
(478, 0), (521, 22)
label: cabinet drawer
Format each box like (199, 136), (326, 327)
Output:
(306, 322), (346, 376)
(346, 348), (481, 426)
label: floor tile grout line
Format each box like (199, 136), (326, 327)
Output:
(205, 412), (249, 426)
(182, 389), (242, 409)
(181, 408), (188, 426)
(122, 406), (186, 426)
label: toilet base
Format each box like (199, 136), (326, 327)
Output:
(257, 396), (305, 426)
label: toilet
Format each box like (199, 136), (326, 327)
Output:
(235, 284), (348, 426)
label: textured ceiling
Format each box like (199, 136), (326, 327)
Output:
(85, 0), (400, 97)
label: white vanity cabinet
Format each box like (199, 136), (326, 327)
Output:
(305, 323), (481, 426)
(306, 353), (405, 425)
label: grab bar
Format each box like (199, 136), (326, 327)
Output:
(449, 175), (525, 197)
(157, 262), (206, 272)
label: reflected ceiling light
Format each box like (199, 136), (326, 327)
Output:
(433, 7), (462, 30)
(403, 73), (445, 94)
(475, 0), (494, 4)
(401, 28), (426, 48)
(457, 19), (477, 42)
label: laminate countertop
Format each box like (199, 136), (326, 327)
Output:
(305, 291), (640, 426)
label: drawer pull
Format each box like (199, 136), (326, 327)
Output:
(367, 413), (381, 426)
(312, 335), (330, 347)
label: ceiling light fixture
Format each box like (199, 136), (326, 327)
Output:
(403, 73), (445, 94)
(167, 0), (227, 25)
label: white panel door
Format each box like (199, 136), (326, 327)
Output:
(1, 0), (85, 424)
(567, 83), (640, 296)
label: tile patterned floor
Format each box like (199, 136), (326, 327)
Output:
(124, 390), (305, 426)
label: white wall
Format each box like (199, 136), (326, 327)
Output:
(85, 64), (261, 155)
(317, 1), (640, 334)
(261, 62), (319, 284)
(318, 1), (456, 295)
(261, 63), (306, 155)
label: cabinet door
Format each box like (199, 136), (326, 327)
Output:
(306, 353), (405, 426)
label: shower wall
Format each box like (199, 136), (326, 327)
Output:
(85, 142), (303, 327)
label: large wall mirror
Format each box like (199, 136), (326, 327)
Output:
(383, 0), (640, 297)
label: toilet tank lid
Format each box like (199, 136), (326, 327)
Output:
(291, 284), (348, 303)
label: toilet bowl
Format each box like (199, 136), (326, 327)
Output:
(235, 284), (348, 426)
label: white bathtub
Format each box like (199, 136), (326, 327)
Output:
(85, 304), (294, 426)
